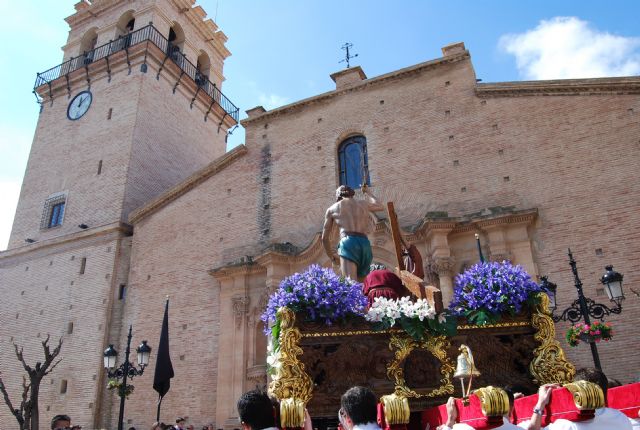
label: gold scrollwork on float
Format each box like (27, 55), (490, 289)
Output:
(457, 321), (531, 330)
(268, 307), (313, 404)
(529, 293), (576, 384)
(387, 333), (455, 398)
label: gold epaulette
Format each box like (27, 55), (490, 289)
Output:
(564, 380), (605, 410)
(381, 394), (410, 425)
(474, 386), (510, 417)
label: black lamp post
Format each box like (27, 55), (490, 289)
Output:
(540, 249), (625, 371)
(103, 325), (152, 430)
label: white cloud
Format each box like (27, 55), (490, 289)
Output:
(499, 17), (640, 80)
(258, 93), (290, 110)
(0, 180), (21, 251)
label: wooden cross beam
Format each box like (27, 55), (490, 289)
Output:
(386, 201), (443, 313)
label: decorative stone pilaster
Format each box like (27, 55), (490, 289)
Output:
(431, 256), (456, 305)
(232, 296), (250, 328)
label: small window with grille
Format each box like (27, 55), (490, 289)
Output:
(40, 193), (67, 229)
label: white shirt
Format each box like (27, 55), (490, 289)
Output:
(353, 422), (382, 430)
(545, 407), (632, 430)
(629, 417), (639, 430)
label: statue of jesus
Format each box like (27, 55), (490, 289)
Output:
(322, 184), (385, 281)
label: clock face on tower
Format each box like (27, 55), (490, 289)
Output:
(67, 90), (93, 120)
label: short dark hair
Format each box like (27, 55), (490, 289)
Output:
(237, 390), (276, 430)
(340, 386), (378, 426)
(336, 185), (355, 202)
(51, 414), (71, 429)
(575, 367), (608, 401)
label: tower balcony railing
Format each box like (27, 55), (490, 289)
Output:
(34, 24), (239, 122)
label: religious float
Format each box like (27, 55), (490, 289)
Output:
(259, 192), (638, 430)
(262, 257), (576, 429)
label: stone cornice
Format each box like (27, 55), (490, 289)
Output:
(209, 262), (265, 280)
(451, 209), (538, 234)
(254, 233), (326, 267)
(0, 222), (132, 266)
(66, 1), (231, 59)
(66, 0), (130, 28)
(159, 1), (231, 60)
(476, 76), (640, 97)
(129, 145), (247, 224)
(415, 208), (538, 237)
(241, 51), (471, 126)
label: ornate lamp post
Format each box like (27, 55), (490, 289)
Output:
(103, 325), (152, 430)
(540, 249), (624, 371)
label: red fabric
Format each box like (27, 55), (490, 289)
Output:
(608, 382), (640, 419)
(421, 395), (504, 430)
(377, 402), (408, 430)
(513, 387), (595, 427)
(364, 270), (404, 295)
(364, 270), (405, 306)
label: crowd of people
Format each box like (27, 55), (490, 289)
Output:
(49, 368), (637, 430)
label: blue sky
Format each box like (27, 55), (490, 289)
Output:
(1, 0), (639, 249)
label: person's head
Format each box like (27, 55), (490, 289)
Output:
(575, 367), (608, 402)
(128, 427), (137, 430)
(237, 389), (276, 430)
(51, 414), (71, 430)
(340, 386), (378, 429)
(187, 426), (194, 430)
(336, 185), (355, 202)
(176, 418), (186, 427)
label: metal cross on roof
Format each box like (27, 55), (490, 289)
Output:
(339, 42), (358, 68)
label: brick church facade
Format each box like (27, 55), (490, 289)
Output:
(1, 0), (639, 428)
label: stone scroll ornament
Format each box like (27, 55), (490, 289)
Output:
(268, 307), (313, 428)
(529, 293), (576, 384)
(387, 333), (455, 398)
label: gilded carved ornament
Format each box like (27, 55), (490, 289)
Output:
(529, 293), (576, 384)
(387, 333), (455, 399)
(268, 307), (313, 404)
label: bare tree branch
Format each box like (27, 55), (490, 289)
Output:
(39, 335), (63, 375)
(0, 371), (23, 426)
(2, 337), (63, 430)
(43, 358), (63, 377)
(13, 342), (33, 376)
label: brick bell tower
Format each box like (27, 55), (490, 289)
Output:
(0, 0), (237, 427)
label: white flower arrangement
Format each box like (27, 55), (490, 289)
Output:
(365, 296), (455, 340)
(365, 296), (437, 324)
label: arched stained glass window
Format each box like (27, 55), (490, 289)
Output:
(338, 135), (370, 188)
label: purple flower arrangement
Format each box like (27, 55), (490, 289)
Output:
(449, 261), (542, 326)
(261, 264), (368, 333)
